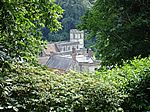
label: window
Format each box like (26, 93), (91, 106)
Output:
(80, 34), (82, 39)
(73, 34), (75, 39)
(63, 47), (65, 51)
(68, 46), (70, 50)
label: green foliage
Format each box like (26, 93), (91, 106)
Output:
(0, 57), (150, 111)
(0, 63), (122, 112)
(0, 0), (63, 63)
(47, 32), (68, 42)
(96, 56), (150, 111)
(79, 0), (150, 66)
(43, 0), (93, 42)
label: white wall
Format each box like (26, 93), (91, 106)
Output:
(79, 64), (98, 73)
(70, 29), (84, 49)
(78, 39), (84, 49)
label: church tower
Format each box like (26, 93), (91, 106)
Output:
(70, 29), (84, 49)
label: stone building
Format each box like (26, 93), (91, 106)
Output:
(39, 29), (100, 72)
(45, 50), (99, 73)
(56, 29), (84, 54)
(46, 54), (79, 71)
(70, 29), (84, 49)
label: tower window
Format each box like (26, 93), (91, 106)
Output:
(68, 46), (70, 50)
(63, 47), (65, 51)
(80, 34), (83, 39)
(73, 34), (75, 39)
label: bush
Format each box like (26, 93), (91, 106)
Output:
(96, 56), (150, 111)
(0, 63), (122, 112)
(0, 57), (149, 112)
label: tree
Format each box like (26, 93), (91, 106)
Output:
(43, 0), (93, 42)
(0, 0), (63, 63)
(79, 0), (150, 66)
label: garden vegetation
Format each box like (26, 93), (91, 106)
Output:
(0, 57), (150, 111)
(0, 0), (150, 111)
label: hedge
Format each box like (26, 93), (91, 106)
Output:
(96, 56), (150, 111)
(0, 63), (122, 112)
(0, 56), (150, 112)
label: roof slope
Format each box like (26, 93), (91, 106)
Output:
(38, 56), (49, 65)
(46, 55), (76, 71)
(44, 44), (60, 55)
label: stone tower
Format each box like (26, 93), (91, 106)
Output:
(70, 29), (84, 49)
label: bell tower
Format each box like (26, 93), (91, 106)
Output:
(70, 29), (84, 49)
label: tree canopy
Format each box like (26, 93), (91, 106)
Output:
(0, 1), (149, 111)
(0, 0), (63, 63)
(79, 0), (150, 66)
(42, 0), (93, 42)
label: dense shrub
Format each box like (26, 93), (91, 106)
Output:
(0, 63), (122, 112)
(96, 56), (150, 111)
(0, 57), (149, 112)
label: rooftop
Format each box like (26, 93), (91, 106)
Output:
(61, 55), (95, 63)
(56, 41), (79, 46)
(70, 29), (84, 33)
(46, 55), (76, 71)
(39, 56), (49, 65)
(44, 44), (60, 55)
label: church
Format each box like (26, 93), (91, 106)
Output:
(39, 29), (99, 73)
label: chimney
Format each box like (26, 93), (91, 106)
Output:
(71, 47), (77, 61)
(87, 48), (93, 58)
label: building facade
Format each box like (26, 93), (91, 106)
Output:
(70, 29), (84, 49)
(39, 29), (100, 72)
